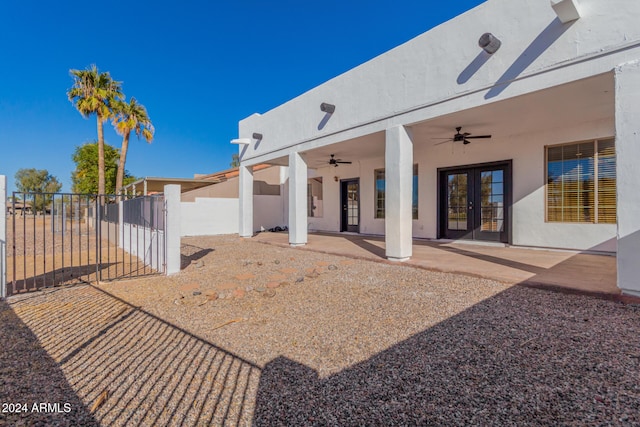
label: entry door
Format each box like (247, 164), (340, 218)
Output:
(340, 179), (360, 233)
(440, 162), (510, 243)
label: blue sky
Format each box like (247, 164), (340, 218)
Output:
(0, 0), (485, 193)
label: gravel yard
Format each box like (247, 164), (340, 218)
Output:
(1, 234), (639, 426)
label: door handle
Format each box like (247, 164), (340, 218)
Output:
(343, 205), (347, 211)
(468, 201), (473, 210)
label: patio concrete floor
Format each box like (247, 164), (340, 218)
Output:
(253, 232), (619, 296)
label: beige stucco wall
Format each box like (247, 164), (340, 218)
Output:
(182, 166), (283, 202)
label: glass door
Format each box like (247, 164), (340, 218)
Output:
(474, 168), (505, 242)
(340, 179), (359, 233)
(439, 161), (510, 243)
(444, 171), (473, 239)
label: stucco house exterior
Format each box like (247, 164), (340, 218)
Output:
(233, 0), (640, 297)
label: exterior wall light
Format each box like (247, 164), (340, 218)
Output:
(252, 133), (263, 140)
(320, 103), (335, 113)
(551, 0), (581, 23)
(230, 138), (251, 145)
(479, 33), (501, 54)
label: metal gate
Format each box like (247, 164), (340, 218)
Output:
(6, 192), (166, 297)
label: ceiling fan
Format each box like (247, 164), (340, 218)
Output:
(328, 154), (352, 167)
(434, 127), (492, 145)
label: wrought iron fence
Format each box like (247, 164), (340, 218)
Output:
(6, 192), (166, 296)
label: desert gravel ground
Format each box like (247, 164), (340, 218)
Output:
(1, 234), (639, 426)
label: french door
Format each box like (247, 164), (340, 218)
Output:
(439, 161), (511, 243)
(340, 179), (360, 233)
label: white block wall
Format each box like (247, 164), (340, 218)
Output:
(254, 195), (286, 232)
(180, 195), (285, 237)
(181, 198), (239, 236)
(120, 223), (166, 272)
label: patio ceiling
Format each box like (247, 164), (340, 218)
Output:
(411, 73), (614, 142)
(266, 73), (614, 170)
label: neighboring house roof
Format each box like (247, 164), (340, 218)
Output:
(193, 164), (272, 182)
(122, 164), (274, 195)
(122, 177), (220, 195)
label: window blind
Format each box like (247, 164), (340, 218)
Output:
(547, 139), (615, 224)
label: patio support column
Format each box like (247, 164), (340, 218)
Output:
(614, 61), (640, 297)
(239, 164), (254, 238)
(288, 151), (307, 246)
(385, 125), (413, 261)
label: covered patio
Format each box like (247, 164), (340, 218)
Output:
(236, 0), (640, 297)
(253, 231), (619, 297)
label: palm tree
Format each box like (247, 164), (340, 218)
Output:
(112, 97), (154, 195)
(67, 65), (123, 197)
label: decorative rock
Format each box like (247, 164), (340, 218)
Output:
(263, 289), (276, 298)
(245, 285), (254, 292)
(295, 276), (304, 283)
(193, 291), (202, 296)
(255, 287), (266, 293)
(305, 269), (319, 279)
(266, 282), (280, 289)
(257, 261), (263, 266)
(232, 289), (246, 299)
(328, 264), (338, 271)
(195, 260), (205, 268)
(274, 260), (280, 265)
(280, 282), (290, 287)
(206, 292), (218, 301)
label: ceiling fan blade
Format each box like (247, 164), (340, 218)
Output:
(336, 161), (352, 164)
(463, 132), (471, 136)
(465, 135), (492, 139)
(434, 140), (452, 146)
(463, 139), (472, 145)
(431, 137), (453, 140)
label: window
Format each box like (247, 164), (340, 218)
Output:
(374, 165), (418, 220)
(307, 177), (323, 217)
(546, 139), (615, 224)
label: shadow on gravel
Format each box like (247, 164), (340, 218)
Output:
(180, 243), (214, 269)
(6, 257), (639, 426)
(254, 285), (640, 426)
(8, 263), (115, 296)
(6, 286), (260, 427)
(0, 300), (99, 427)
(9, 260), (162, 297)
